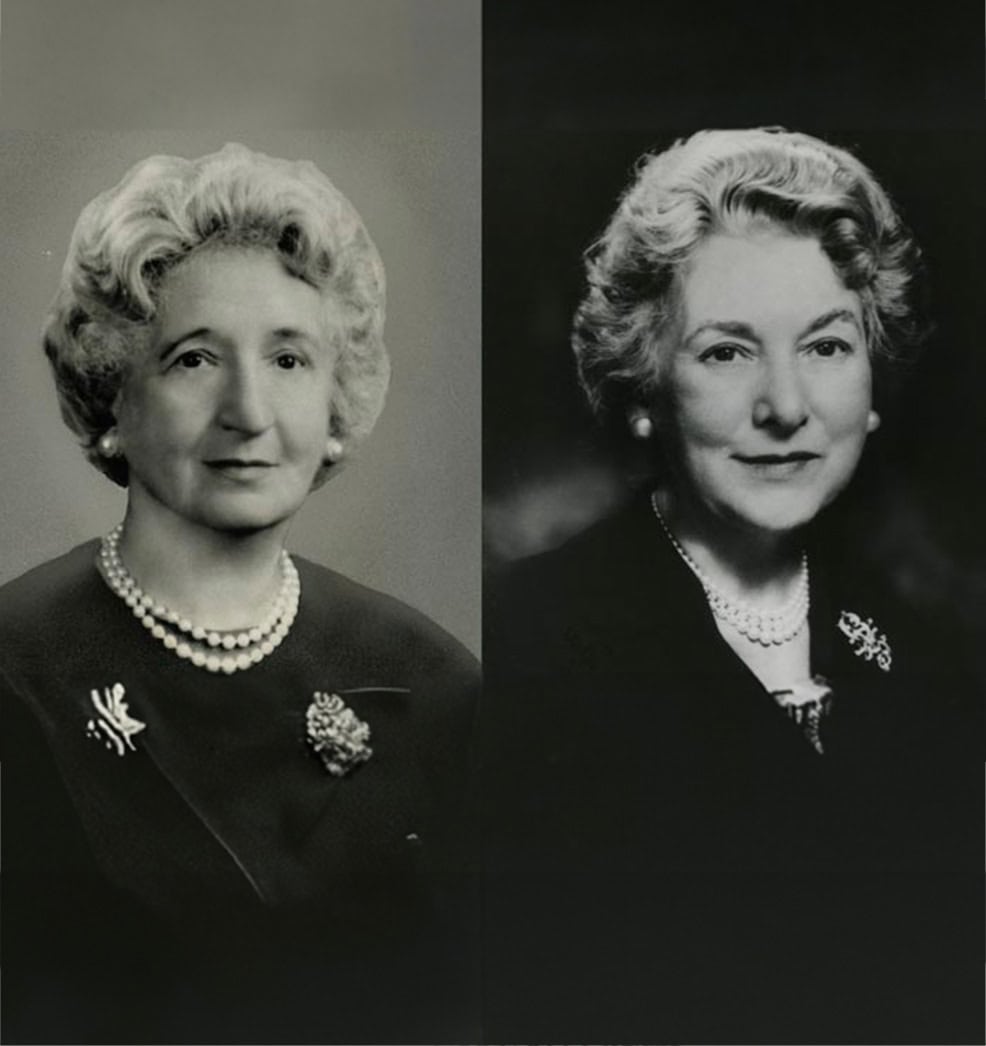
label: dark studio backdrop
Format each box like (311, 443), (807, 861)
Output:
(482, 5), (985, 1040)
(483, 4), (986, 655)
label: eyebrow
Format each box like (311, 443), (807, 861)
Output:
(798, 308), (861, 339)
(684, 307), (862, 348)
(269, 326), (320, 346)
(157, 326), (320, 361)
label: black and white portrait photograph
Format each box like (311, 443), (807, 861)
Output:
(1, 1), (983, 1044)
(0, 3), (481, 1043)
(482, 4), (984, 1044)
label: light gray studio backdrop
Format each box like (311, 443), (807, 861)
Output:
(0, 2), (481, 656)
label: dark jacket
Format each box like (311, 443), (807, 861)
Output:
(1, 541), (481, 1044)
(483, 495), (982, 1044)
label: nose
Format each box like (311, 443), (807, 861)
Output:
(216, 362), (274, 435)
(753, 356), (809, 433)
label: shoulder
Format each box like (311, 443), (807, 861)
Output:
(293, 555), (479, 685)
(0, 541), (102, 635)
(0, 544), (105, 691)
(486, 496), (707, 692)
(490, 500), (653, 614)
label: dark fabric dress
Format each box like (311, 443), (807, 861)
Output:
(1, 541), (481, 1044)
(483, 494), (982, 1045)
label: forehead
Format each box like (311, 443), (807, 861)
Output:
(154, 247), (329, 334)
(679, 232), (860, 329)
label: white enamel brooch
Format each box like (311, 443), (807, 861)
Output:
(85, 682), (146, 755)
(305, 691), (373, 777)
(837, 610), (892, 672)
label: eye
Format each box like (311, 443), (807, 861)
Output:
(807, 338), (852, 358)
(699, 343), (747, 364)
(274, 352), (306, 370)
(173, 349), (209, 369)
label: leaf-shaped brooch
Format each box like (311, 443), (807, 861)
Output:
(305, 691), (373, 777)
(837, 610), (892, 671)
(85, 682), (146, 755)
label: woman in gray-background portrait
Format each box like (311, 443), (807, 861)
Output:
(0, 131), (480, 1044)
(1, 133), (479, 654)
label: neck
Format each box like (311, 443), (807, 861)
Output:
(654, 485), (804, 605)
(116, 495), (290, 632)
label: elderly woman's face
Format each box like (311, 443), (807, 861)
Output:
(661, 230), (874, 536)
(114, 247), (336, 534)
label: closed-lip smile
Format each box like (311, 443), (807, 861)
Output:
(205, 458), (276, 468)
(733, 451), (820, 464)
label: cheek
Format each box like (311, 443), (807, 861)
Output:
(282, 388), (331, 454)
(821, 370), (872, 436)
(123, 393), (200, 450)
(669, 382), (747, 449)
(116, 380), (214, 467)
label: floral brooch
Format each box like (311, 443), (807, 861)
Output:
(837, 610), (892, 671)
(305, 691), (373, 777)
(85, 683), (146, 755)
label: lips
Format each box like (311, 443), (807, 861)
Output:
(733, 451), (820, 464)
(204, 459), (277, 480)
(205, 459), (275, 468)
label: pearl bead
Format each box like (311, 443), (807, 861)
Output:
(650, 493), (808, 647)
(98, 523), (300, 674)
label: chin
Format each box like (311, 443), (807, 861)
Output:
(726, 494), (826, 536)
(192, 498), (299, 535)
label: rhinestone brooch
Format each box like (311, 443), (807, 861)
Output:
(837, 610), (892, 671)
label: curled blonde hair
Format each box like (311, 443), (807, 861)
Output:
(44, 142), (388, 485)
(573, 128), (924, 429)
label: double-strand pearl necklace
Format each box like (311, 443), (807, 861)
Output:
(649, 492), (809, 646)
(98, 523), (300, 674)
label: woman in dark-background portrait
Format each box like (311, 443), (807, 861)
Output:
(483, 124), (984, 1044)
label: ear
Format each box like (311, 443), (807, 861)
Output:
(110, 384), (126, 428)
(866, 409), (881, 433)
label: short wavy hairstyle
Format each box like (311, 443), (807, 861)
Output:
(573, 128), (925, 429)
(44, 142), (388, 486)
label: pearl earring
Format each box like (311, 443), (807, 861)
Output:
(324, 437), (344, 463)
(867, 410), (881, 433)
(629, 412), (654, 440)
(97, 430), (120, 458)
